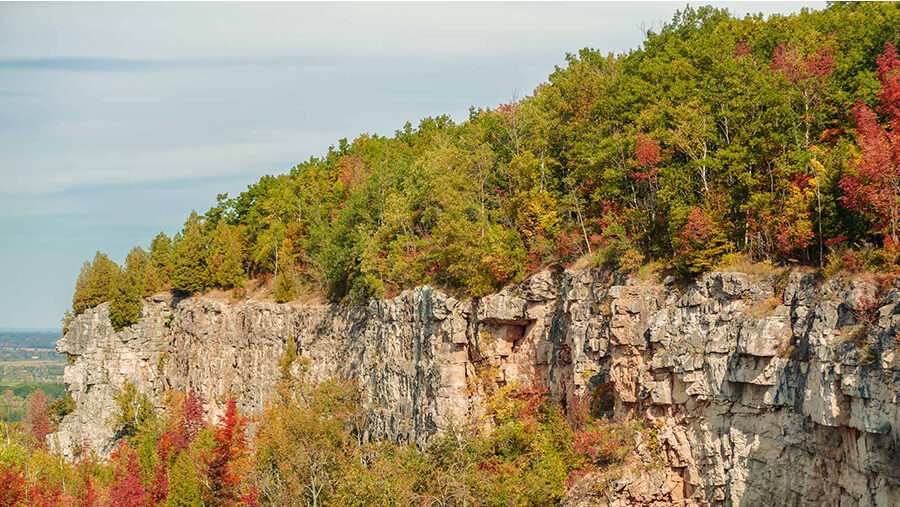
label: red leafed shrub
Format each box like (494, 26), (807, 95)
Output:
(0, 464), (25, 507)
(573, 426), (629, 466)
(25, 389), (54, 445)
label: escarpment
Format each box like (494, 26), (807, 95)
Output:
(54, 269), (899, 506)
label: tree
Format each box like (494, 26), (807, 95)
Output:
(206, 399), (255, 506)
(840, 43), (900, 243)
(171, 212), (210, 294)
(208, 221), (245, 289)
(110, 381), (155, 440)
(25, 389), (53, 445)
(0, 464), (25, 506)
(108, 441), (148, 507)
(149, 232), (174, 292)
(110, 247), (150, 331)
(72, 252), (120, 314)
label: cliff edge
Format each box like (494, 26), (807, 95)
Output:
(53, 268), (899, 505)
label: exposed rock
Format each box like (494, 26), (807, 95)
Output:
(52, 270), (900, 506)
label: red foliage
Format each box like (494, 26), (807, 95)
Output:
(573, 428), (623, 465)
(25, 389), (54, 445)
(108, 441), (148, 507)
(876, 42), (900, 124)
(27, 482), (62, 507)
(632, 133), (661, 184)
(771, 41), (835, 85)
(152, 389), (207, 503)
(182, 389), (205, 440)
(678, 207), (714, 245)
(79, 473), (98, 507)
(206, 399), (252, 506)
(733, 41), (753, 59)
(825, 235), (848, 247)
(337, 155), (367, 190)
(0, 464), (25, 507)
(839, 43), (900, 242)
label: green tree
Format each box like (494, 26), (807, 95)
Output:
(149, 232), (174, 293)
(72, 252), (121, 314)
(171, 213), (209, 294)
(110, 247), (150, 331)
(208, 221), (245, 289)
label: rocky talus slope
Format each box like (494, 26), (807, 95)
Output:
(53, 269), (899, 506)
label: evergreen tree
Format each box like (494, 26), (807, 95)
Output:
(149, 232), (174, 292)
(208, 221), (245, 289)
(171, 213), (209, 294)
(110, 247), (149, 331)
(72, 252), (120, 314)
(167, 452), (204, 507)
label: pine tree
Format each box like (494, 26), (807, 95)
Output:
(171, 213), (210, 294)
(110, 247), (149, 331)
(149, 232), (174, 292)
(208, 221), (245, 289)
(72, 252), (120, 314)
(167, 451), (204, 507)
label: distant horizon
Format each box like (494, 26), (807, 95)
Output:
(0, 328), (61, 334)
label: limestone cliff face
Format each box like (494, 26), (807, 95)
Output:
(53, 269), (899, 506)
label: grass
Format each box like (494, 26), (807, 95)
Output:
(744, 295), (782, 319)
(716, 253), (790, 283)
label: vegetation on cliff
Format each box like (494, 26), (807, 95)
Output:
(0, 370), (642, 506)
(69, 3), (900, 330)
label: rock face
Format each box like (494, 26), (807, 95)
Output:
(53, 269), (899, 506)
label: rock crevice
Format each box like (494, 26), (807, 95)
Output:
(53, 269), (899, 506)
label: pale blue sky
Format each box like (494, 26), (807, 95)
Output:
(0, 2), (823, 329)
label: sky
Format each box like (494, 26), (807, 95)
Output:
(0, 1), (825, 330)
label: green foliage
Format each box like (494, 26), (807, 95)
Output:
(110, 381), (157, 440)
(48, 393), (75, 423)
(66, 3), (900, 308)
(171, 213), (210, 294)
(72, 252), (121, 314)
(149, 232), (174, 292)
(208, 221), (245, 290)
(273, 266), (296, 303)
(110, 247), (150, 331)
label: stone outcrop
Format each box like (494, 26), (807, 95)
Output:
(53, 268), (899, 506)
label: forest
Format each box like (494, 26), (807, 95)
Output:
(4, 2), (898, 505)
(68, 3), (900, 332)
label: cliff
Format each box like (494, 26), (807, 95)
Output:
(53, 268), (899, 506)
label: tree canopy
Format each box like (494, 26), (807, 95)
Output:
(69, 3), (900, 323)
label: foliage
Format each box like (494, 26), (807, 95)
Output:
(72, 252), (120, 315)
(110, 381), (156, 440)
(840, 43), (900, 243)
(208, 222), (245, 290)
(110, 247), (150, 331)
(108, 441), (149, 507)
(24, 389), (54, 446)
(67, 4), (900, 314)
(171, 213), (210, 294)
(206, 399), (257, 506)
